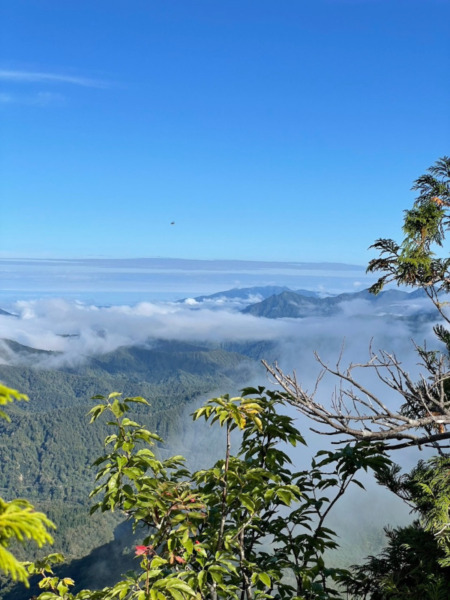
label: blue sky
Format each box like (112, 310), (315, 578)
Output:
(1, 0), (448, 264)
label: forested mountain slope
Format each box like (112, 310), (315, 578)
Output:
(186, 285), (320, 303)
(0, 340), (258, 567)
(242, 288), (427, 318)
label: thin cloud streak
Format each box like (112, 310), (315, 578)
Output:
(0, 91), (65, 106)
(0, 69), (109, 88)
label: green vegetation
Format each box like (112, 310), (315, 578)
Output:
(0, 385), (55, 586)
(0, 341), (256, 564)
(343, 156), (450, 597)
(1, 158), (450, 598)
(343, 457), (450, 598)
(2, 390), (394, 599)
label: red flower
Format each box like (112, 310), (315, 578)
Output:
(135, 545), (152, 556)
(174, 556), (186, 564)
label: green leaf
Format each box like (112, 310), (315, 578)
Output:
(127, 396), (150, 405)
(121, 418), (140, 427)
(166, 579), (197, 596)
(239, 494), (255, 512)
(151, 556), (167, 568)
(111, 399), (126, 418)
(168, 589), (185, 600)
(259, 572), (271, 587)
(181, 535), (194, 554)
(56, 581), (68, 595)
(276, 489), (293, 505)
(198, 570), (206, 588)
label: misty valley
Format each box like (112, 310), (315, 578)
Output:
(0, 285), (437, 599)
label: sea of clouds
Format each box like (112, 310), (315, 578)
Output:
(0, 277), (443, 565)
(0, 292), (435, 368)
(0, 289), (438, 431)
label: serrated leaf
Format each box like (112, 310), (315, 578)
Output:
(121, 418), (140, 427)
(111, 399), (125, 417)
(56, 582), (68, 595)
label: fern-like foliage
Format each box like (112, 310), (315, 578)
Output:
(0, 384), (28, 422)
(0, 498), (55, 585)
(0, 384), (55, 586)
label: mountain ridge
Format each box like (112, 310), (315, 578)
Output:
(242, 288), (428, 319)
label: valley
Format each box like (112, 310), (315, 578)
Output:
(0, 285), (437, 598)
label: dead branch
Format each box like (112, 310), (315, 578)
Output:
(262, 346), (450, 451)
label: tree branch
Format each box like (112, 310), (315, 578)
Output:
(262, 345), (450, 451)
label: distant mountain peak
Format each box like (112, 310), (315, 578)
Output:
(180, 285), (322, 306)
(242, 288), (429, 319)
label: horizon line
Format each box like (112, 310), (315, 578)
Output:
(0, 256), (366, 268)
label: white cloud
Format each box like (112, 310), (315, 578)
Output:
(0, 295), (437, 378)
(0, 298), (292, 368)
(0, 69), (109, 88)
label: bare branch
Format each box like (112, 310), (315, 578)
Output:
(262, 346), (450, 451)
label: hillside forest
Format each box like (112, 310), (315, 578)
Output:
(1, 157), (450, 599)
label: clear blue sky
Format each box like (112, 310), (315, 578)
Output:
(1, 0), (448, 264)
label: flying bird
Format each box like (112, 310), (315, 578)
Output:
(170, 221), (175, 225)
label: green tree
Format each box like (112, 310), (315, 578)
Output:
(264, 157), (450, 451)
(263, 157), (450, 597)
(0, 384), (55, 586)
(350, 159), (450, 592)
(367, 156), (450, 301)
(341, 457), (450, 598)
(342, 521), (450, 600)
(23, 390), (390, 600)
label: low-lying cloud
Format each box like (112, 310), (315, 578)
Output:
(1, 292), (441, 567)
(0, 294), (438, 380)
(0, 298), (291, 367)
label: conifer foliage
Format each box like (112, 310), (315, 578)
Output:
(0, 385), (55, 586)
